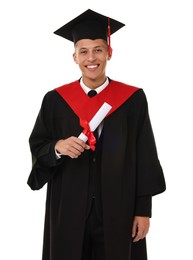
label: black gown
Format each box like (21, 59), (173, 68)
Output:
(27, 79), (166, 260)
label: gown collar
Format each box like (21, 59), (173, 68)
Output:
(55, 79), (139, 122)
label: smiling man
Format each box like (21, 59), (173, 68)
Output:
(73, 39), (109, 89)
(27, 9), (166, 260)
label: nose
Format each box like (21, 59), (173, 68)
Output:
(87, 51), (96, 61)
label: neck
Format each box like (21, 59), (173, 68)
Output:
(82, 76), (107, 90)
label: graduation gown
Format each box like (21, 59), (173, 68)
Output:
(27, 79), (166, 260)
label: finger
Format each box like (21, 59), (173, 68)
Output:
(133, 231), (144, 242)
(133, 227), (145, 242)
(65, 140), (90, 157)
(133, 226), (149, 242)
(133, 235), (145, 242)
(70, 137), (90, 150)
(68, 138), (85, 151)
(85, 144), (90, 150)
(65, 145), (83, 157)
(132, 222), (137, 238)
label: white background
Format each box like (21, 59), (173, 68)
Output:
(0, 0), (193, 259)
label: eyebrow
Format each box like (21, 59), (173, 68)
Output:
(79, 45), (105, 50)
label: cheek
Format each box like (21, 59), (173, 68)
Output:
(101, 58), (108, 67)
(74, 54), (85, 65)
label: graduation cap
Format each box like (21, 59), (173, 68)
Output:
(54, 9), (125, 56)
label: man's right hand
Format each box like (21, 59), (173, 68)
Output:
(55, 137), (90, 159)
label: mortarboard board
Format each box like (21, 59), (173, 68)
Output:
(54, 9), (125, 56)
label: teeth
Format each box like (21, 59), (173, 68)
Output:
(87, 65), (98, 69)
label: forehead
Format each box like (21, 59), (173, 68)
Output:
(75, 39), (107, 49)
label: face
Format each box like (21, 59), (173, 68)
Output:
(73, 39), (112, 88)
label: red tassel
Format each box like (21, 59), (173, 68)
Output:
(107, 17), (111, 57)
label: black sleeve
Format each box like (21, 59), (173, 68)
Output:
(135, 195), (152, 217)
(27, 92), (64, 190)
(136, 90), (166, 197)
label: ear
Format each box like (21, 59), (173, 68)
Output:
(107, 47), (113, 60)
(73, 52), (78, 64)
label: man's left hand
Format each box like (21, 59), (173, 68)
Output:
(132, 216), (150, 242)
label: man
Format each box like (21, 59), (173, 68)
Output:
(28, 9), (166, 260)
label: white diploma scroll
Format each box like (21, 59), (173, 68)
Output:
(78, 102), (112, 142)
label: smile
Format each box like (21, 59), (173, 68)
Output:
(86, 65), (99, 69)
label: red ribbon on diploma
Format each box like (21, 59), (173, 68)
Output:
(80, 119), (96, 151)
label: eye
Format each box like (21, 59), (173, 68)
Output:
(95, 48), (102, 53)
(79, 49), (87, 55)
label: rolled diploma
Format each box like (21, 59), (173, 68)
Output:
(78, 102), (112, 142)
